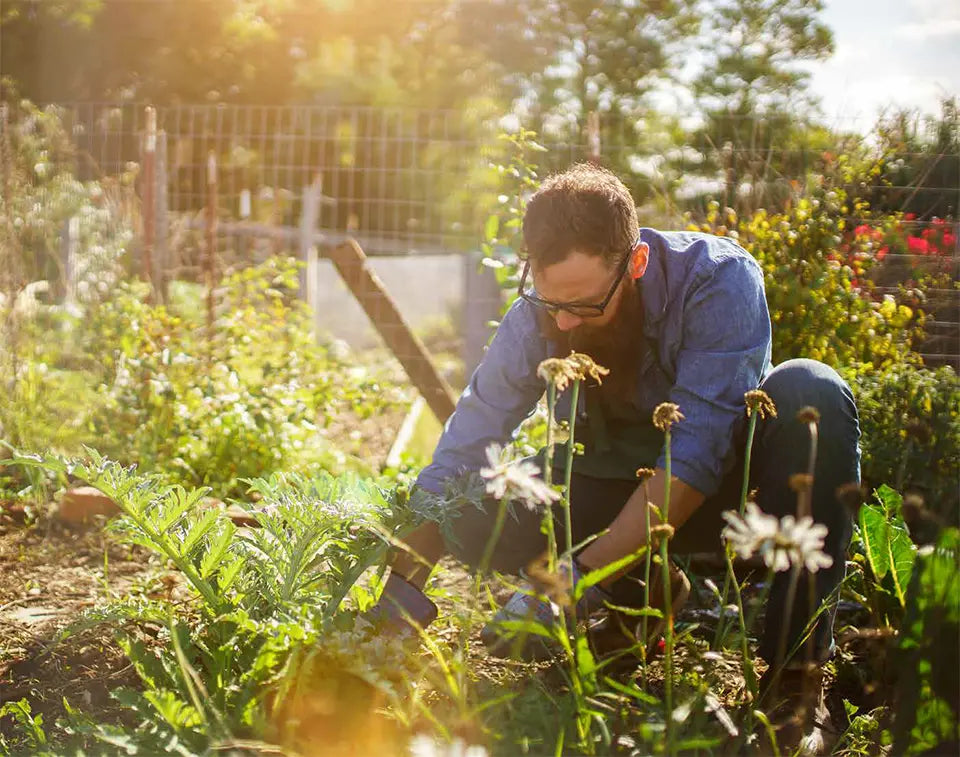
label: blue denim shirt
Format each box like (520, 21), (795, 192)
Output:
(416, 228), (773, 499)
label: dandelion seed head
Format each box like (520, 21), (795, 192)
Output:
(653, 402), (684, 431)
(565, 351), (610, 385)
(536, 358), (576, 392)
(744, 389), (777, 419)
(635, 467), (656, 483)
(835, 482), (865, 515)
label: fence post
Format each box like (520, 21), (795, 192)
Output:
(155, 129), (169, 303)
(299, 175), (322, 300)
(59, 216), (79, 303)
(205, 151), (218, 347)
(141, 106), (156, 300)
(328, 239), (458, 423)
(462, 251), (502, 376)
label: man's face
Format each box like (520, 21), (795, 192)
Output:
(532, 247), (647, 394)
(531, 250), (630, 334)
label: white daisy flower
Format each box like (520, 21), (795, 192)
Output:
(479, 443), (561, 511)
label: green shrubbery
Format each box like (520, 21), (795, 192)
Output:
(0, 100), (406, 500)
(76, 258), (401, 497)
(844, 362), (959, 519)
(690, 192), (921, 370)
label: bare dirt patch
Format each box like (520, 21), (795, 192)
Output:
(0, 508), (172, 740)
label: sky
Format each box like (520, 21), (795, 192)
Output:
(807, 0), (960, 131)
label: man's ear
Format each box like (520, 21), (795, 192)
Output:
(630, 242), (649, 280)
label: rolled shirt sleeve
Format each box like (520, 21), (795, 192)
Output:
(415, 298), (548, 494)
(657, 252), (772, 498)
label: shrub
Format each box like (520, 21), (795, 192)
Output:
(690, 194), (922, 370)
(78, 257), (403, 498)
(844, 362), (959, 520)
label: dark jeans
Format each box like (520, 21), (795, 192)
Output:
(442, 358), (860, 665)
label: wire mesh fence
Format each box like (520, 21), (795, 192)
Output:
(11, 100), (960, 370)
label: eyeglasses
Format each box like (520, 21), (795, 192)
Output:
(517, 242), (636, 318)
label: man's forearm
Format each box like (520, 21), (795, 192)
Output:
(576, 468), (705, 587)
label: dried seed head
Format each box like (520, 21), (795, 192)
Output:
(650, 523), (676, 542)
(635, 467), (656, 483)
(788, 473), (814, 493)
(536, 358), (575, 392)
(744, 389), (777, 419)
(526, 555), (571, 607)
(835, 482), (865, 515)
(565, 351), (610, 385)
(796, 406), (821, 425)
(653, 402), (684, 431)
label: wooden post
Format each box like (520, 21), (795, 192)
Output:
(462, 250), (502, 375)
(59, 216), (79, 303)
(328, 239), (458, 423)
(155, 129), (169, 303)
(299, 175), (322, 301)
(586, 111), (601, 164)
(205, 151), (218, 346)
(141, 106), (156, 299)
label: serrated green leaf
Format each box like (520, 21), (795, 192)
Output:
(179, 508), (220, 559)
(199, 520), (236, 579)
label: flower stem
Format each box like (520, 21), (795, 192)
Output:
(713, 410), (761, 649)
(543, 382), (558, 573)
(661, 427), (675, 756)
(562, 379), (581, 571)
(640, 479), (653, 682)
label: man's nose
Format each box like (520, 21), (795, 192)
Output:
(554, 310), (583, 332)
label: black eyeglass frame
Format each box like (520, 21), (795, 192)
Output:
(516, 241), (637, 318)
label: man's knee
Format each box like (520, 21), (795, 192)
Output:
(761, 358), (857, 422)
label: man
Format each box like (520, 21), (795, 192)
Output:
(366, 163), (859, 742)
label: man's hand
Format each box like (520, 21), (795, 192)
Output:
(577, 468), (705, 587)
(359, 572), (438, 636)
(480, 558), (611, 656)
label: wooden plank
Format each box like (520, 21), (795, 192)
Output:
(327, 238), (458, 424)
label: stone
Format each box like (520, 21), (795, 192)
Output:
(58, 486), (119, 525)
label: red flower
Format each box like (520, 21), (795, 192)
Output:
(904, 213), (916, 221)
(907, 236), (929, 254)
(943, 232), (956, 248)
(877, 246), (888, 261)
(854, 224), (871, 237)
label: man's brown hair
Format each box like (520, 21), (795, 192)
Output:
(522, 163), (639, 269)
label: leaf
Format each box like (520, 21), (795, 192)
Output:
(860, 493), (917, 606)
(875, 483), (904, 519)
(199, 520), (236, 579)
(859, 502), (891, 579)
(179, 508), (220, 559)
(484, 214), (499, 242)
(573, 548), (648, 602)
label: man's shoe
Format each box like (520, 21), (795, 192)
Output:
(480, 558), (611, 659)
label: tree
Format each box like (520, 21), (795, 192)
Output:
(686, 0), (834, 212)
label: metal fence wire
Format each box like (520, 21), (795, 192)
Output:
(18, 102), (960, 368)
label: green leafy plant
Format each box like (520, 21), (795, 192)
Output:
(892, 525), (960, 755)
(858, 485), (918, 609)
(690, 194), (922, 370)
(845, 362), (959, 519)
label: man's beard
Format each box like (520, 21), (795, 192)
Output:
(536, 285), (645, 405)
